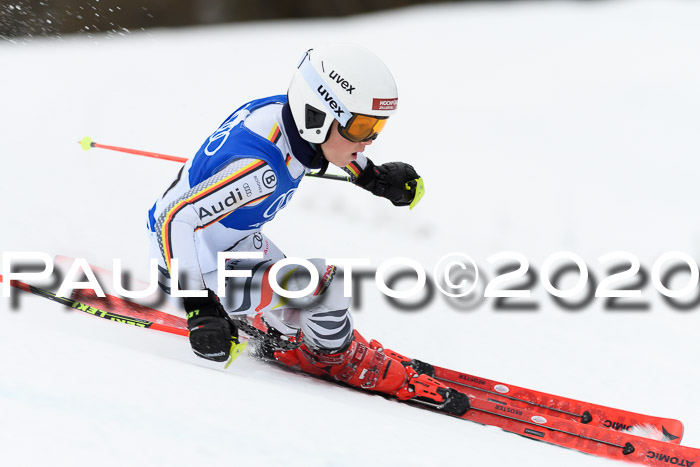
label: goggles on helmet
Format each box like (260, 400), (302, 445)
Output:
(338, 114), (388, 143)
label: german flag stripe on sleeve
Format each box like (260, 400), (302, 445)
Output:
(268, 123), (281, 144)
(345, 161), (362, 178)
(160, 159), (267, 273)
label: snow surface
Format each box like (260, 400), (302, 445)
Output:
(2, 1), (700, 466)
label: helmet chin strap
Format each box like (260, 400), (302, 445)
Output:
(308, 121), (333, 176)
(310, 145), (329, 177)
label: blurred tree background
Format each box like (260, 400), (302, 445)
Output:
(0, 0), (525, 38)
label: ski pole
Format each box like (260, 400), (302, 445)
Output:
(79, 136), (424, 208)
(79, 136), (345, 180)
(79, 136), (188, 163)
(0, 274), (247, 367)
(0, 273), (188, 337)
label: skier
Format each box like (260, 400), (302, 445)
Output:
(147, 44), (467, 413)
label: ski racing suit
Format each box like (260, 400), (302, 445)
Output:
(147, 95), (360, 350)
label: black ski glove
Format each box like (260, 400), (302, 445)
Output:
(355, 159), (420, 207)
(184, 289), (238, 362)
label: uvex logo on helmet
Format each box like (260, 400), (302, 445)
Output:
(317, 85), (346, 117)
(328, 70), (355, 94)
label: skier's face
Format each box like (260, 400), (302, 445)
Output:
(321, 120), (373, 167)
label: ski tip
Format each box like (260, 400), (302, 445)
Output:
(628, 423), (682, 443)
(80, 136), (93, 151)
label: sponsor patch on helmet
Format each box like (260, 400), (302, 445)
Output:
(372, 98), (398, 111)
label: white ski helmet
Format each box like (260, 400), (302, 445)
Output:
(287, 44), (398, 145)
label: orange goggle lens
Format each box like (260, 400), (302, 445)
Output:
(338, 114), (388, 142)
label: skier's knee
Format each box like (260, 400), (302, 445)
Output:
(270, 258), (354, 350)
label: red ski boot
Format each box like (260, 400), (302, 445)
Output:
(373, 342), (437, 377)
(274, 332), (470, 416)
(274, 337), (408, 393)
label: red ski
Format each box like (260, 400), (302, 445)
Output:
(460, 396), (699, 466)
(66, 284), (684, 446)
(430, 364), (684, 444)
(38, 254), (681, 444)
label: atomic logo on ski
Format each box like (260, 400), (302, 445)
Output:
(646, 451), (695, 466)
(604, 420), (633, 431)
